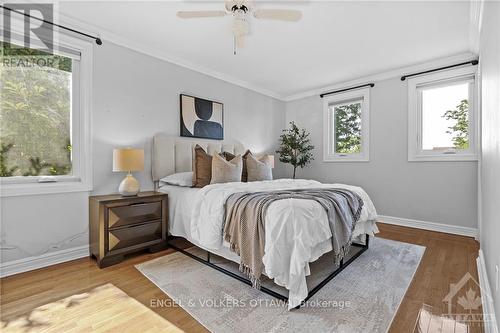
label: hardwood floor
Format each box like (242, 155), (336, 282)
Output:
(377, 223), (483, 333)
(0, 223), (482, 333)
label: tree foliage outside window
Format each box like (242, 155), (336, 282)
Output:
(333, 102), (362, 154)
(0, 41), (73, 177)
(276, 121), (314, 179)
(442, 99), (469, 149)
(0, 143), (18, 177)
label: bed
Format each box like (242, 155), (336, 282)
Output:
(152, 135), (378, 309)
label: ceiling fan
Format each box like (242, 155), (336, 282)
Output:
(177, 0), (302, 54)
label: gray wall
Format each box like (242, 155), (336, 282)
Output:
(282, 77), (478, 228)
(92, 42), (285, 195)
(1, 41), (286, 264)
(479, 0), (500, 323)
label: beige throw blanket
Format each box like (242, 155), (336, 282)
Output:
(223, 188), (363, 289)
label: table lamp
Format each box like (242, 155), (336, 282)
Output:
(113, 148), (144, 196)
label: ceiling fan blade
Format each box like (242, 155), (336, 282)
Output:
(225, 0), (235, 12)
(177, 11), (227, 19)
(253, 9), (302, 21)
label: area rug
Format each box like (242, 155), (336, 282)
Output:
(136, 237), (425, 333)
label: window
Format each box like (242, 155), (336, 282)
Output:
(0, 33), (92, 196)
(408, 66), (478, 161)
(323, 88), (370, 162)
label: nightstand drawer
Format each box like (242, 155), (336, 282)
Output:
(108, 221), (162, 251)
(108, 201), (162, 229)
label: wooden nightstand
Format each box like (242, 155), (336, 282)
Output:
(89, 191), (168, 268)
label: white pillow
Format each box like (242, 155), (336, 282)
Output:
(160, 172), (193, 187)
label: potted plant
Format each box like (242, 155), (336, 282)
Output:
(276, 121), (314, 179)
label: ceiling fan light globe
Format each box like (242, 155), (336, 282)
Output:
(232, 18), (249, 36)
(235, 36), (245, 48)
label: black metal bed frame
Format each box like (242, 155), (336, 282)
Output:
(167, 234), (369, 307)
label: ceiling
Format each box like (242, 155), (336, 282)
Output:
(58, 1), (473, 100)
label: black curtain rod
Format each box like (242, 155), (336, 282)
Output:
(320, 83), (375, 98)
(1, 5), (102, 45)
(401, 60), (478, 81)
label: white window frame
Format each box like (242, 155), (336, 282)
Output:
(323, 88), (370, 162)
(408, 66), (478, 162)
(0, 29), (93, 197)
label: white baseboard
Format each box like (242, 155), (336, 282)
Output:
(378, 215), (479, 239)
(0, 216), (479, 278)
(0, 245), (89, 278)
(477, 250), (499, 333)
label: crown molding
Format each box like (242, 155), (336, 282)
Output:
(15, 3), (478, 103)
(282, 52), (478, 102)
(54, 11), (286, 101)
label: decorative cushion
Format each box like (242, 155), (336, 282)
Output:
(193, 145), (212, 188)
(160, 172), (193, 187)
(246, 154), (273, 182)
(210, 154), (243, 184)
(241, 150), (252, 182)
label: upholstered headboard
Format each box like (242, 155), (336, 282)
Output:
(151, 134), (246, 184)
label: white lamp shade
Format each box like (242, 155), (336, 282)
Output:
(113, 148), (144, 172)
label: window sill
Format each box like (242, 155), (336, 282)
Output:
(323, 156), (370, 163)
(408, 154), (478, 162)
(0, 181), (92, 197)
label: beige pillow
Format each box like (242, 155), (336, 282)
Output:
(246, 154), (273, 182)
(210, 154), (243, 184)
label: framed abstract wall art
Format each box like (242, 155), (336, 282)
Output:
(180, 94), (224, 140)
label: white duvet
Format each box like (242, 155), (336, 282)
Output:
(190, 179), (378, 309)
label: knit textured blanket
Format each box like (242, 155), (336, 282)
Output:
(223, 188), (364, 289)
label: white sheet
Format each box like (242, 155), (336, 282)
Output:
(158, 184), (198, 238)
(159, 184), (242, 262)
(160, 179), (379, 309)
